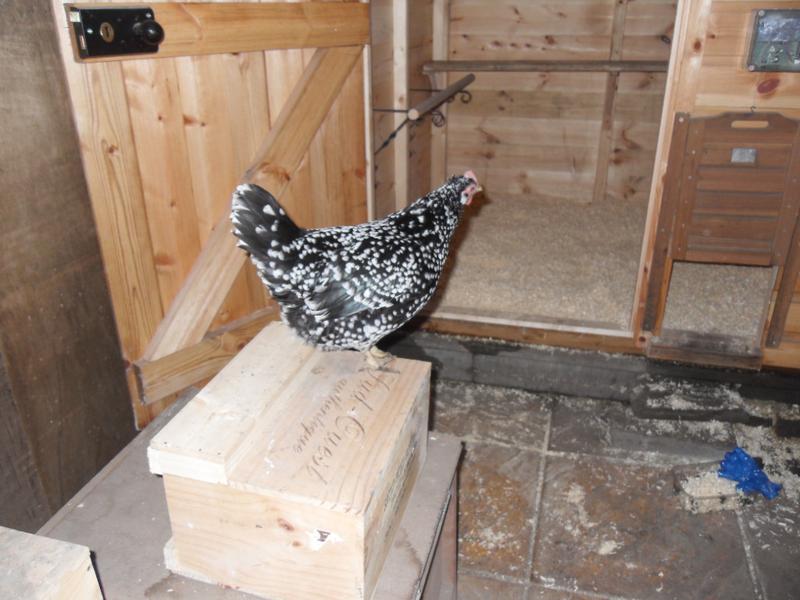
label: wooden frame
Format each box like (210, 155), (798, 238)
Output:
(53, 1), (372, 426)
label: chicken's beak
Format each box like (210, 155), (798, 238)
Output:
(463, 170), (482, 205)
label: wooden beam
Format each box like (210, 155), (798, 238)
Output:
(65, 2), (369, 62)
(766, 220), (800, 348)
(630, 0), (711, 337)
(429, 0), (450, 190)
(641, 114), (691, 334)
(393, 0), (409, 210)
(143, 46), (363, 361)
(422, 313), (641, 356)
(422, 60), (668, 74)
(591, 0), (628, 205)
(135, 307), (279, 406)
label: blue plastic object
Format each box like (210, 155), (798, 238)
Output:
(718, 447), (782, 500)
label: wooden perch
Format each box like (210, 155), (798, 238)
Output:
(143, 45), (362, 361)
(407, 74), (475, 121)
(422, 60), (668, 74)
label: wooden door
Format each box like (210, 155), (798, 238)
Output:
(642, 112), (800, 369)
(52, 1), (372, 426)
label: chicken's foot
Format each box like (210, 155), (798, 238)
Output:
(362, 345), (397, 372)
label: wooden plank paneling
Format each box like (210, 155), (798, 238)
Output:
(444, 0), (671, 206)
(54, 0), (371, 422)
(53, 52), (164, 360)
(65, 2), (370, 61)
(122, 59), (202, 312)
(144, 46), (363, 361)
(408, 0), (434, 203)
(592, 0), (628, 203)
(447, 73), (604, 202)
(449, 0), (614, 61)
(371, 0), (397, 217)
(174, 49), (271, 329)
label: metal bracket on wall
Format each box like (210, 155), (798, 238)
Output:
(67, 6), (164, 59)
(373, 74), (475, 154)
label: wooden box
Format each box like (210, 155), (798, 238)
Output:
(0, 526), (102, 599)
(148, 322), (430, 600)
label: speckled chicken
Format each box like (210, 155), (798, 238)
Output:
(230, 171), (481, 365)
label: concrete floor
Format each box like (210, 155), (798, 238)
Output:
(430, 380), (800, 600)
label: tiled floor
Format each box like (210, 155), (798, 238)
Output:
(430, 380), (800, 600)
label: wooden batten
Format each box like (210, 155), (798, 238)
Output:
(135, 306), (279, 405)
(149, 322), (431, 600)
(65, 2), (369, 62)
(0, 526), (102, 600)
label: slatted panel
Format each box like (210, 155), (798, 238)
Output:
(668, 114), (799, 267)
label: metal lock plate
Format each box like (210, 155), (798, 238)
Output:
(731, 147), (758, 164)
(68, 6), (164, 59)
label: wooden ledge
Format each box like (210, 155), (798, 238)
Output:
(422, 60), (669, 74)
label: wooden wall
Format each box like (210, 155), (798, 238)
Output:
(53, 0), (370, 426)
(372, 0), (436, 215)
(638, 0), (800, 368)
(443, 0), (674, 205)
(372, 0), (397, 216)
(0, 0), (135, 531)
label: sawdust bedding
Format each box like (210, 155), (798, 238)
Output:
(433, 194), (647, 329)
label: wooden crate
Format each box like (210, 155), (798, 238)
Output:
(148, 322), (430, 600)
(0, 526), (102, 599)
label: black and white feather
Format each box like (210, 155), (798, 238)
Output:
(230, 173), (479, 351)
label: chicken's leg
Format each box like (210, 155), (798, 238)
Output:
(363, 345), (395, 371)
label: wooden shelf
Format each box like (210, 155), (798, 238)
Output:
(423, 60), (669, 74)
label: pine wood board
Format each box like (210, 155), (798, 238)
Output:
(0, 526), (101, 600)
(135, 306), (279, 405)
(449, 2), (614, 36)
(52, 7), (164, 360)
(430, 0), (450, 190)
(122, 58), (208, 314)
(370, 0), (398, 218)
(449, 34), (615, 61)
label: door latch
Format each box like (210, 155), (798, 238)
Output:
(67, 6), (164, 59)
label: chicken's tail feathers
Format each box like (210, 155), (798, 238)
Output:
(230, 183), (303, 297)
